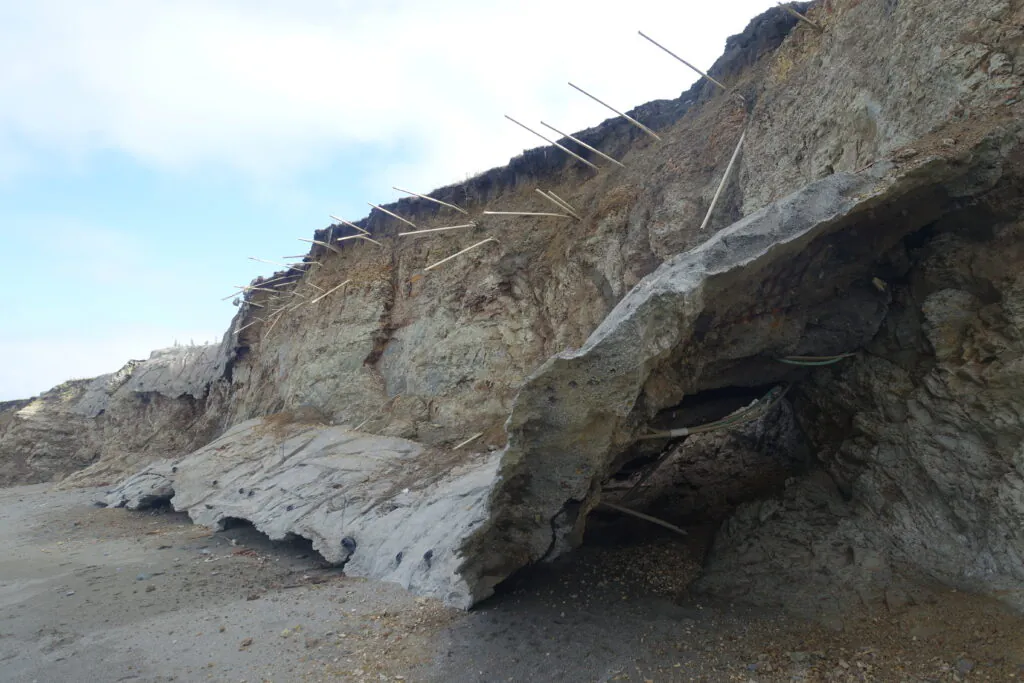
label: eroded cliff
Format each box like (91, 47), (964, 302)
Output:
(7, 0), (1024, 614)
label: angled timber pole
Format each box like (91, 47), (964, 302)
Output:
(505, 115), (600, 171)
(482, 211), (570, 219)
(637, 31), (733, 94)
(547, 191), (579, 216)
(568, 83), (661, 141)
(699, 128), (746, 231)
(298, 237), (343, 255)
(535, 189), (580, 220)
(424, 238), (499, 272)
(329, 215), (370, 235)
(392, 187), (469, 215)
(540, 121), (625, 168)
(777, 2), (823, 31)
(311, 279), (351, 305)
(397, 223), (477, 237)
(248, 257), (309, 272)
(336, 234), (384, 247)
(368, 202), (417, 229)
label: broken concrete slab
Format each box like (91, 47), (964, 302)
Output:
(107, 416), (499, 608)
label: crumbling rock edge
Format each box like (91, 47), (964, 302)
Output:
(107, 418), (499, 608)
(456, 123), (1023, 606)
(110, 124), (1022, 610)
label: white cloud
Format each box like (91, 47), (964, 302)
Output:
(0, 0), (777, 191)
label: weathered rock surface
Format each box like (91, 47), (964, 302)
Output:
(457, 125), (1024, 605)
(697, 212), (1024, 612)
(7, 0), (1024, 617)
(107, 414), (499, 608)
(1, 345), (227, 487)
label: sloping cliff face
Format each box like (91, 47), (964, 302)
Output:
(210, 0), (1022, 448)
(7, 0), (1024, 613)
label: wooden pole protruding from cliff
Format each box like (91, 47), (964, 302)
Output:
(637, 31), (731, 93)
(453, 432), (484, 451)
(699, 128), (746, 231)
(329, 215), (370, 235)
(310, 279), (351, 304)
(482, 211), (571, 219)
(539, 121), (626, 168)
(248, 257), (310, 272)
(568, 82), (662, 141)
(777, 2), (823, 31)
(298, 237), (344, 255)
(505, 115), (600, 171)
(535, 189), (581, 220)
(336, 234), (384, 247)
(392, 187), (469, 215)
(398, 223), (477, 237)
(424, 238), (499, 272)
(598, 501), (688, 537)
(368, 203), (418, 229)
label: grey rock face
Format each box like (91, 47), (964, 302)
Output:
(1, 345), (226, 487)
(706, 217), (1024, 611)
(107, 417), (499, 608)
(456, 127), (1022, 605)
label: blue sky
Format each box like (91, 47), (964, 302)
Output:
(0, 0), (777, 400)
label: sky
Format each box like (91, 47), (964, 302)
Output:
(0, 0), (778, 400)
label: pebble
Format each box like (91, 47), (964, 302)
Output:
(136, 573), (150, 581)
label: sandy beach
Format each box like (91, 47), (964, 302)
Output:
(3, 484), (1024, 682)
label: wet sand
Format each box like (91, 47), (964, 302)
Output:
(2, 484), (1023, 682)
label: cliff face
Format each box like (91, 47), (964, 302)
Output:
(211, 0), (1022, 450)
(5, 0), (1024, 614)
(0, 345), (228, 487)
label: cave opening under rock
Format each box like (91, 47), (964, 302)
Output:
(534, 177), (1024, 609)
(216, 516), (333, 565)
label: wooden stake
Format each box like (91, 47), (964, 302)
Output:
(598, 501), (688, 537)
(329, 215), (370, 235)
(547, 191), (580, 216)
(699, 128), (746, 231)
(638, 31), (731, 92)
(398, 223), (477, 237)
(535, 189), (580, 220)
(336, 234), (384, 247)
(539, 189), (581, 218)
(453, 432), (484, 451)
(482, 211), (570, 218)
(368, 203), (417, 229)
(568, 83), (662, 141)
(234, 318), (265, 334)
(298, 237), (343, 255)
(540, 121), (626, 168)
(777, 2), (823, 30)
(392, 187), (469, 215)
(505, 115), (600, 171)
(310, 279), (351, 304)
(233, 285), (280, 294)
(261, 309), (286, 340)
(424, 238), (499, 272)
(248, 257), (307, 272)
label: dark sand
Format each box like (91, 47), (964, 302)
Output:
(2, 484), (1023, 682)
